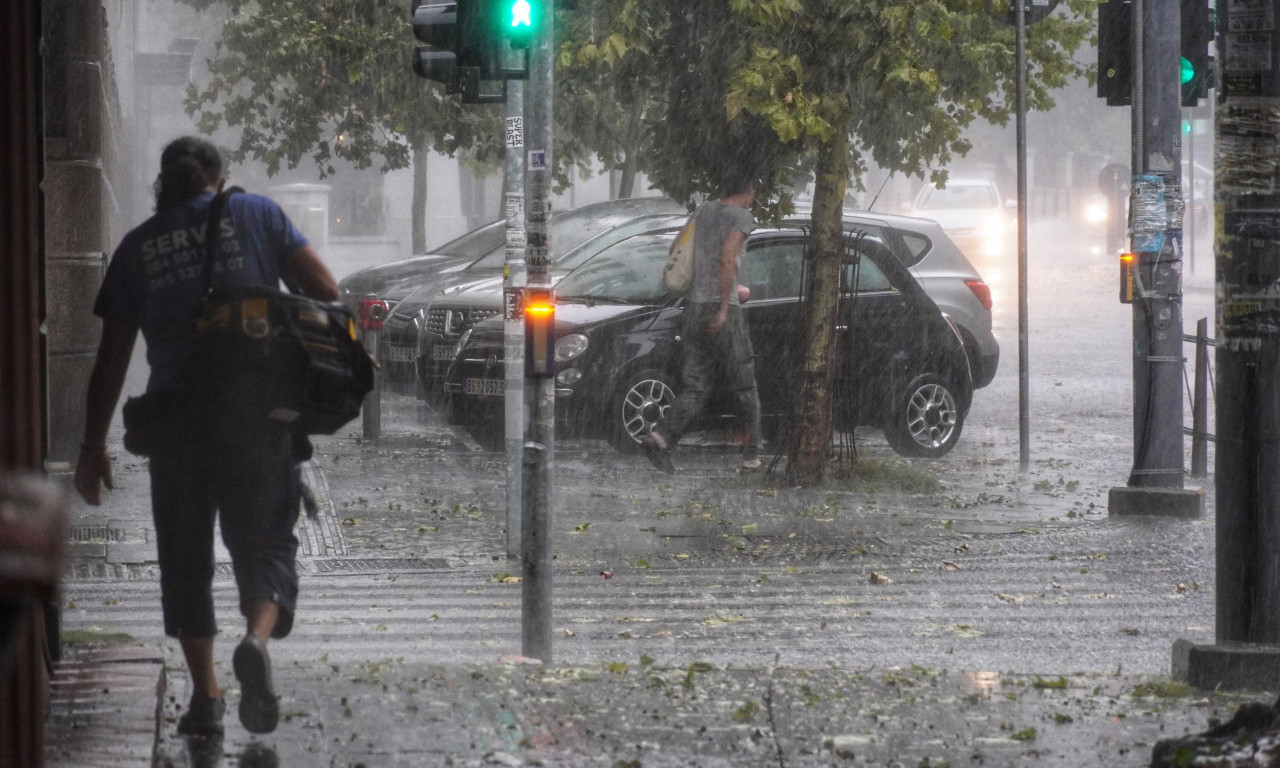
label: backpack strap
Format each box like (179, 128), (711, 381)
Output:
(198, 186), (246, 300)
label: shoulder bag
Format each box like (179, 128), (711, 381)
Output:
(660, 217), (696, 295)
(185, 189), (375, 435)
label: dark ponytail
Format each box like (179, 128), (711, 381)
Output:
(153, 136), (223, 210)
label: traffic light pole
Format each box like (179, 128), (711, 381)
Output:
(1175, 0), (1280, 691)
(520, 0), (555, 663)
(503, 76), (526, 560)
(1107, 0), (1203, 517)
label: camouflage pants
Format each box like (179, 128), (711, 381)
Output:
(657, 302), (762, 455)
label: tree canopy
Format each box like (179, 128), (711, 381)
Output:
(180, 0), (1096, 483)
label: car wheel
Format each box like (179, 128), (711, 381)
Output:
(883, 373), (965, 459)
(609, 370), (676, 453)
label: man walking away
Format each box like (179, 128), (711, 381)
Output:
(642, 172), (763, 473)
(74, 136), (339, 736)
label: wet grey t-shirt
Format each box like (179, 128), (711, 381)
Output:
(687, 200), (756, 305)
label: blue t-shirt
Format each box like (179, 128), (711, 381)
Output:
(94, 191), (309, 393)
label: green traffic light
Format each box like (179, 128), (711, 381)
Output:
(510, 0), (532, 29)
(1180, 56), (1194, 85)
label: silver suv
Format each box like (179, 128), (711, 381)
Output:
(789, 211), (999, 389)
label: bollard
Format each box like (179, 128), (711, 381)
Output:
(357, 297), (388, 441)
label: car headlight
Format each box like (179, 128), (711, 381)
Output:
(1082, 198), (1108, 225)
(982, 213), (1006, 236)
(555, 333), (589, 362)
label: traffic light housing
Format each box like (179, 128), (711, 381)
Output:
(1097, 0), (1132, 106)
(410, 0), (528, 99)
(411, 2), (460, 87)
(1180, 0), (1214, 106)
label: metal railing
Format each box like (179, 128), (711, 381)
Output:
(1184, 317), (1215, 477)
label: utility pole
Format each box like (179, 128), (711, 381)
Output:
(503, 74), (526, 560)
(1015, 0), (1030, 470)
(1106, 0), (1203, 517)
(1176, 0), (1280, 690)
(520, 0), (555, 663)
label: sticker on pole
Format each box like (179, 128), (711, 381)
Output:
(505, 117), (524, 149)
(504, 192), (525, 227)
(528, 150), (547, 170)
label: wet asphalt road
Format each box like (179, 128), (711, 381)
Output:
(44, 219), (1247, 767)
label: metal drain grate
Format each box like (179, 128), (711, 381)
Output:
(68, 526), (128, 542)
(306, 557), (450, 573)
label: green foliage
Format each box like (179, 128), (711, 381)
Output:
(181, 0), (503, 178)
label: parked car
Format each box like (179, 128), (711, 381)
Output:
(444, 223), (975, 459)
(906, 178), (1012, 261)
(377, 197), (686, 394)
(870, 212), (999, 388)
(337, 220), (505, 316)
(423, 209), (999, 398)
(411, 212), (689, 401)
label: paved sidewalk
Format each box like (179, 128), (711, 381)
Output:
(42, 365), (1259, 768)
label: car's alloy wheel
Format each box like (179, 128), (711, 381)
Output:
(883, 373), (964, 458)
(610, 371), (676, 452)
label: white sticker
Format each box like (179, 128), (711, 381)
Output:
(504, 192), (525, 226)
(505, 117), (524, 148)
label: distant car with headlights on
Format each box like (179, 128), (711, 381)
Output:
(444, 224), (975, 458)
(907, 178), (1012, 261)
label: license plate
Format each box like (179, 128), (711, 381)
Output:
(386, 345), (416, 363)
(463, 378), (505, 396)
(432, 343), (456, 361)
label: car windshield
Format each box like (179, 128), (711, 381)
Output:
(556, 214), (688, 272)
(919, 185), (998, 210)
(555, 233), (673, 303)
(466, 198), (682, 271)
(433, 221), (505, 259)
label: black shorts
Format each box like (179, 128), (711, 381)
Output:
(147, 418), (301, 639)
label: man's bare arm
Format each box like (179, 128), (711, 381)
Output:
(710, 230), (748, 334)
(75, 318), (138, 504)
(285, 245), (339, 301)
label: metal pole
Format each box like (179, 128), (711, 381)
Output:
(1214, 0), (1280, 646)
(1187, 124), (1196, 274)
(1191, 317), (1208, 477)
(1016, 0), (1030, 470)
(1127, 0), (1185, 489)
(520, 0), (554, 663)
(503, 75), (526, 560)
(361, 324), (380, 440)
(359, 296), (386, 441)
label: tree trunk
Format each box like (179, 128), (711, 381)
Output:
(411, 141), (427, 254)
(784, 131), (850, 486)
(616, 100), (644, 199)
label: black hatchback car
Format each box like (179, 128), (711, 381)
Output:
(443, 224), (975, 458)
